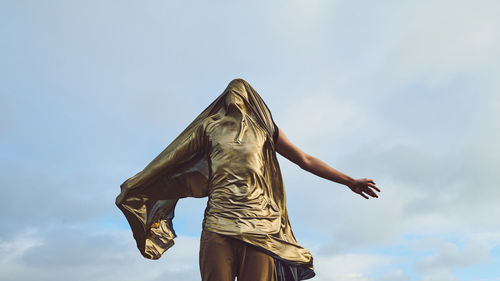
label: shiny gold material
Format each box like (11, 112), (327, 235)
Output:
(116, 79), (314, 273)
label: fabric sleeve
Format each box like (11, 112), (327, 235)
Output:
(273, 122), (279, 144)
(116, 121), (210, 260)
(117, 121), (208, 197)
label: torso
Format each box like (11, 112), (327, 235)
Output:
(202, 113), (281, 235)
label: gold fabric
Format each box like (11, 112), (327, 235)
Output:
(116, 79), (313, 272)
(199, 229), (277, 281)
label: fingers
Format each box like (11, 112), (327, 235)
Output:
(359, 186), (379, 200)
(364, 178), (381, 193)
(366, 189), (378, 198)
(352, 178), (381, 199)
(368, 183), (381, 192)
(359, 189), (378, 199)
(363, 178), (375, 184)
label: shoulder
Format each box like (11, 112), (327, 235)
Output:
(273, 123), (279, 144)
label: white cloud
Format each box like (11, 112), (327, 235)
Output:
(385, 1), (500, 86)
(2, 0), (500, 280)
(374, 269), (411, 281)
(313, 253), (392, 281)
(0, 227), (200, 281)
(278, 92), (373, 153)
(415, 241), (490, 281)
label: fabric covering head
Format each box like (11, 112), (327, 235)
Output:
(116, 79), (315, 280)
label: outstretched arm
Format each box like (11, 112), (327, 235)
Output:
(275, 127), (380, 199)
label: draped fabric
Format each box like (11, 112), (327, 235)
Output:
(116, 79), (314, 280)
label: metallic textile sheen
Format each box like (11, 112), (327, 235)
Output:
(116, 79), (314, 277)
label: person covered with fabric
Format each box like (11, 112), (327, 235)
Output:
(116, 79), (381, 281)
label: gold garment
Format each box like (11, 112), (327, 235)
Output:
(116, 79), (314, 278)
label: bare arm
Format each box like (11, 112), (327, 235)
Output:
(275, 127), (380, 199)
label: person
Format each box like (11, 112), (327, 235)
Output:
(116, 79), (380, 281)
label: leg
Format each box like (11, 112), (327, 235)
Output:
(199, 229), (237, 281)
(236, 243), (277, 281)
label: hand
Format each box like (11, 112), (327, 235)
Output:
(347, 178), (380, 199)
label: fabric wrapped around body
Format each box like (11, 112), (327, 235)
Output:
(116, 79), (315, 280)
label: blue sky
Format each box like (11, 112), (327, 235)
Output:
(1, 1), (499, 280)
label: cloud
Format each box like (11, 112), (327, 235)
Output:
(313, 253), (392, 281)
(374, 269), (411, 281)
(415, 242), (490, 281)
(0, 227), (200, 281)
(383, 1), (500, 86)
(1, 0), (500, 280)
(0, 168), (121, 231)
(277, 91), (373, 154)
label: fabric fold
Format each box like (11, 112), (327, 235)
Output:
(116, 78), (315, 279)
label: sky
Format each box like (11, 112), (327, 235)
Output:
(1, 0), (500, 280)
